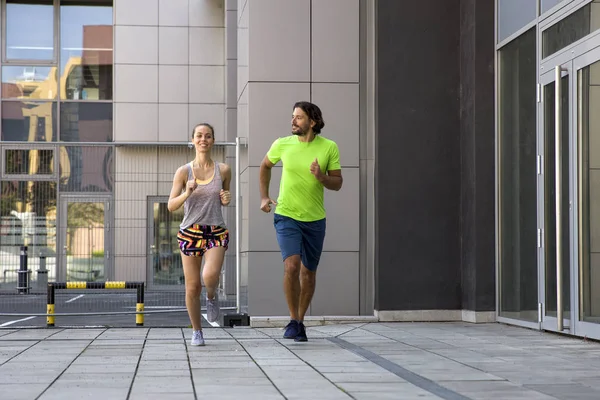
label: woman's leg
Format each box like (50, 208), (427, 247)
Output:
(202, 246), (226, 300)
(182, 253), (203, 330)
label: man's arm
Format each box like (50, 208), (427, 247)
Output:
(259, 155), (277, 212)
(259, 155), (274, 199)
(318, 169), (343, 191)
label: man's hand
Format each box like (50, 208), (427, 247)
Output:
(260, 197), (277, 213)
(310, 158), (323, 180)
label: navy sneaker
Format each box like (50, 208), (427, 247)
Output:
(283, 320), (299, 339)
(294, 322), (307, 342)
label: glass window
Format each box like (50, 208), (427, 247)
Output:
(60, 102), (112, 142)
(543, 1), (600, 58)
(4, 148), (54, 176)
(1, 101), (57, 141)
(2, 66), (57, 100)
(498, 0), (536, 43)
(542, 0), (567, 15)
(60, 1), (113, 100)
(59, 146), (113, 192)
(0, 180), (57, 283)
(498, 28), (538, 322)
(5, 0), (54, 61)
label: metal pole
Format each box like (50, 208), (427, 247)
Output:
(555, 65), (564, 331)
(235, 137), (241, 314)
(17, 245), (29, 294)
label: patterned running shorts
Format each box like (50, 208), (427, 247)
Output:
(177, 225), (229, 257)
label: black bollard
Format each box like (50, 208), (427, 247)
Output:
(37, 253), (48, 289)
(17, 245), (30, 294)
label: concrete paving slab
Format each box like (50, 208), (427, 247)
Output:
(128, 394), (196, 400)
(38, 387), (130, 400)
(4, 323), (600, 399)
(47, 329), (104, 340)
(189, 385), (283, 399)
(0, 383), (48, 400)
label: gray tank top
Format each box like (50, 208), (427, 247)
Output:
(180, 161), (227, 229)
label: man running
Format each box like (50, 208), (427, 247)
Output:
(259, 101), (343, 342)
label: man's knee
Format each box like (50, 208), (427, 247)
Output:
(300, 265), (316, 279)
(284, 255), (301, 276)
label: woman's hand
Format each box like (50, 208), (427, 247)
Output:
(185, 180), (197, 196)
(220, 189), (231, 205)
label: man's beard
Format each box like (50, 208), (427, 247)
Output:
(292, 125), (307, 136)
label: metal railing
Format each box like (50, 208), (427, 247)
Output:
(0, 139), (248, 327)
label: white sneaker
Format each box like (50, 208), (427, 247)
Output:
(191, 330), (205, 346)
(206, 292), (220, 323)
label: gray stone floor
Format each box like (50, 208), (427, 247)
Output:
(1, 322), (600, 399)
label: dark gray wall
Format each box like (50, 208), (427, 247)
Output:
(375, 0), (495, 312)
(459, 0), (496, 312)
(375, 0), (462, 310)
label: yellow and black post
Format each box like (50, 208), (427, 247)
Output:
(47, 282), (55, 327)
(135, 282), (144, 326)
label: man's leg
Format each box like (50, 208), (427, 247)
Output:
(294, 218), (326, 342)
(283, 255), (302, 321)
(298, 264), (316, 322)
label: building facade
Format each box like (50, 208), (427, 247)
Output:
(1, 0), (600, 341)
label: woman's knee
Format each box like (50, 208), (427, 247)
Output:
(185, 281), (202, 297)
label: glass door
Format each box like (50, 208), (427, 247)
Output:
(573, 46), (600, 339)
(540, 62), (573, 333)
(58, 195), (112, 282)
(147, 197), (184, 289)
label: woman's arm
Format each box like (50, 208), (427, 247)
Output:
(168, 166), (194, 211)
(220, 163), (232, 206)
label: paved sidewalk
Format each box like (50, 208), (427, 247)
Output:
(1, 322), (600, 399)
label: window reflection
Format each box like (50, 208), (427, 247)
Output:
(59, 146), (113, 192)
(543, 1), (600, 58)
(1, 102), (57, 142)
(541, 0), (566, 14)
(4, 149), (54, 176)
(498, 28), (538, 321)
(2, 67), (57, 100)
(152, 202), (184, 286)
(60, 1), (113, 100)
(498, 0), (536, 43)
(6, 0), (54, 61)
(0, 180), (57, 284)
(60, 103), (113, 142)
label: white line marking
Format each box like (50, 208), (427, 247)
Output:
(0, 316), (36, 327)
(202, 313), (220, 327)
(124, 306), (187, 309)
(65, 294), (85, 303)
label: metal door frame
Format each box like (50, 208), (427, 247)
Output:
(538, 34), (600, 338)
(539, 61), (575, 334)
(572, 45), (600, 339)
(58, 194), (113, 282)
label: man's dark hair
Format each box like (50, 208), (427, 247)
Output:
(191, 122), (215, 137)
(293, 101), (325, 134)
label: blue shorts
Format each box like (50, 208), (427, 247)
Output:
(273, 213), (326, 271)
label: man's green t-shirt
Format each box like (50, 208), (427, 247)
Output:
(267, 135), (341, 222)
